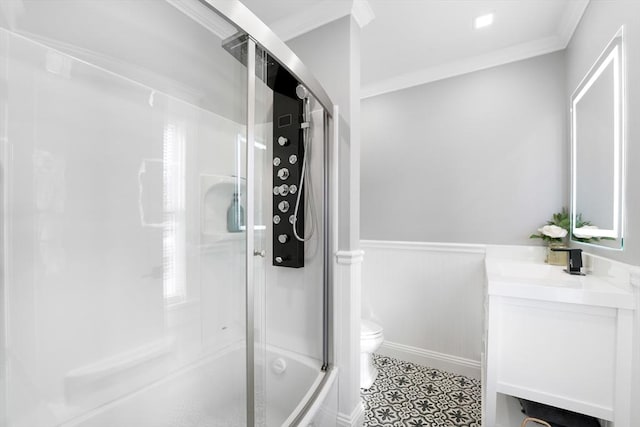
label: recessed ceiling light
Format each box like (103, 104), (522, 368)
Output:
(474, 13), (494, 29)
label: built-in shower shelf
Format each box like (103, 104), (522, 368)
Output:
(201, 173), (247, 240)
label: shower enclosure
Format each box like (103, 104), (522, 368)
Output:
(0, 0), (335, 425)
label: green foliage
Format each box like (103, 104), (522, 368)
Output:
(550, 208), (571, 230)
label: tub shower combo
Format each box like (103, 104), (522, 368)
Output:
(0, 0), (337, 425)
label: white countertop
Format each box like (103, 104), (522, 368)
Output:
(485, 246), (636, 310)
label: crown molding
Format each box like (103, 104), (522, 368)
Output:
(362, 1), (587, 99)
(557, 0), (589, 47)
(270, 0), (374, 41)
(361, 35), (566, 99)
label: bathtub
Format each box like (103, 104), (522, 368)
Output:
(55, 343), (325, 427)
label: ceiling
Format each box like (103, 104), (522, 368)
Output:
(240, 0), (589, 98)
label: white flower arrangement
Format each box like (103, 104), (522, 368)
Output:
(530, 208), (610, 243)
(537, 224), (568, 240)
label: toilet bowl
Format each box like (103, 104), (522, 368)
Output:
(360, 319), (384, 389)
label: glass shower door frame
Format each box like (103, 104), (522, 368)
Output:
(194, 0), (337, 424)
(243, 35), (334, 426)
(244, 36), (257, 427)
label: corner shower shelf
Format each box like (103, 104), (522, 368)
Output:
(201, 173), (246, 242)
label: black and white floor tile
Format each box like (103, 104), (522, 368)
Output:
(361, 354), (481, 427)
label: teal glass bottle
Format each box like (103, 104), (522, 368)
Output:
(226, 192), (244, 232)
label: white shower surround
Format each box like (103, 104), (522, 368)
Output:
(0, 1), (343, 425)
(54, 345), (323, 427)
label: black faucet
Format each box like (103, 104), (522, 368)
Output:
(550, 248), (585, 275)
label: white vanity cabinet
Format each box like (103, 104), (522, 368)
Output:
(483, 249), (637, 427)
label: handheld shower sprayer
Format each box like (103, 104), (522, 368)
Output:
(296, 84), (311, 129)
(292, 84), (315, 242)
(296, 84), (309, 100)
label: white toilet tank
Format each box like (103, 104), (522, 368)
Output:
(361, 319), (383, 339)
(360, 319), (384, 389)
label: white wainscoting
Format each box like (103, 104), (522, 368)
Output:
(360, 240), (486, 379)
(359, 240), (640, 425)
(632, 269), (640, 426)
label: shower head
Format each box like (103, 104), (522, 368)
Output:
(296, 84), (309, 100)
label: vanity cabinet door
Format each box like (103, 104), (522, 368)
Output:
(487, 296), (622, 422)
(497, 298), (615, 414)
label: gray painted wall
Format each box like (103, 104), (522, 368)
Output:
(566, 1), (640, 266)
(361, 51), (567, 245)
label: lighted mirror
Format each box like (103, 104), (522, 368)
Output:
(571, 27), (624, 249)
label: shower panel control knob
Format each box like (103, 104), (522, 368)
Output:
(279, 184), (289, 196)
(273, 186), (280, 195)
(278, 234), (289, 244)
(277, 168), (289, 180)
(289, 154), (297, 164)
(273, 215), (281, 224)
(278, 201), (290, 213)
(277, 136), (288, 146)
(275, 256), (287, 264)
(273, 157), (281, 167)
(289, 185), (297, 194)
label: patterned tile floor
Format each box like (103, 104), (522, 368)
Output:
(361, 354), (481, 427)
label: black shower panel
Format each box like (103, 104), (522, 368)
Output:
(221, 34), (306, 268)
(272, 90), (304, 268)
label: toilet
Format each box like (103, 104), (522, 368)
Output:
(360, 319), (384, 389)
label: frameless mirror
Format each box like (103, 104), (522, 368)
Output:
(571, 27), (624, 249)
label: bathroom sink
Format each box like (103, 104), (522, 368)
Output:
(484, 251), (636, 427)
(485, 256), (635, 309)
(487, 259), (578, 288)
(497, 261), (564, 281)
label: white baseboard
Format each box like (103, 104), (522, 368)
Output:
(379, 341), (481, 380)
(337, 402), (364, 427)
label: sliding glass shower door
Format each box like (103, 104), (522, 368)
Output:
(0, 1), (256, 425)
(1, 1), (332, 426)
